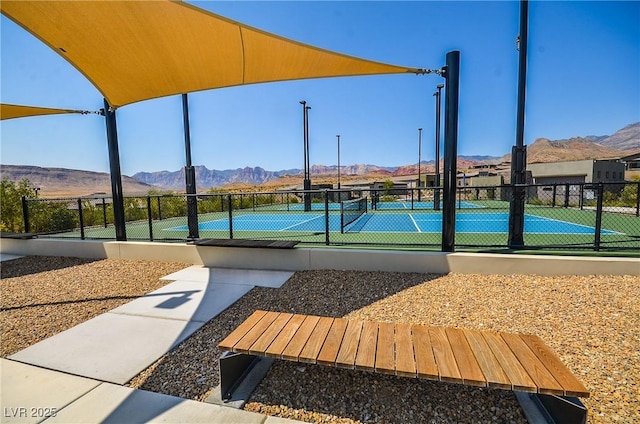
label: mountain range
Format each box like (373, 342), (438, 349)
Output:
(2, 122), (638, 196)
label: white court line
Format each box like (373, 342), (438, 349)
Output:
(408, 214), (422, 233)
(280, 215), (323, 231)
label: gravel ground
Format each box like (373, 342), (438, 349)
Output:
(1, 257), (638, 423)
(0, 256), (187, 357)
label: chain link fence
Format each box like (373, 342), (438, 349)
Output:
(22, 182), (640, 252)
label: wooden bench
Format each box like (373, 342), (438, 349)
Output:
(218, 310), (589, 423)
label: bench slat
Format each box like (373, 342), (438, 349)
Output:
(336, 320), (364, 369)
(218, 311), (589, 399)
(482, 331), (537, 392)
(355, 321), (378, 371)
(520, 334), (589, 397)
(249, 312), (293, 355)
(411, 325), (438, 380)
(501, 333), (564, 395)
(264, 314), (307, 358)
(429, 327), (461, 383)
(375, 322), (396, 375)
(395, 323), (416, 377)
(463, 329), (511, 390)
(282, 315), (321, 361)
(299, 317), (334, 364)
(233, 311), (281, 352)
(218, 310), (269, 351)
(317, 318), (349, 366)
(446, 328), (486, 387)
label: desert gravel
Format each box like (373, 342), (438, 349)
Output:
(1, 257), (638, 423)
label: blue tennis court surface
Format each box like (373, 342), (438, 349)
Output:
(272, 200), (481, 211)
(374, 201), (482, 210)
(167, 212), (617, 234)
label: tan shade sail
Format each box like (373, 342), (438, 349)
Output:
(1, 1), (426, 108)
(0, 103), (84, 121)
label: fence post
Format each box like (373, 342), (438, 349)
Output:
(594, 183), (603, 251)
(552, 185), (557, 207)
(147, 196), (154, 242)
(21, 196), (30, 233)
(579, 183), (584, 210)
(102, 198), (108, 227)
(325, 191), (330, 245)
(228, 194), (233, 239)
(77, 199), (85, 240)
(636, 182), (640, 218)
(564, 183), (570, 208)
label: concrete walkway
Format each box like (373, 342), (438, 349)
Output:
(1, 259), (301, 423)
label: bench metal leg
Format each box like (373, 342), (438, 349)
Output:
(219, 352), (260, 401)
(517, 392), (587, 424)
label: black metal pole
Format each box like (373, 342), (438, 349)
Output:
(325, 190), (330, 245)
(442, 51), (460, 252)
(228, 194), (233, 239)
(77, 198), (85, 240)
(21, 196), (30, 233)
(183, 94), (199, 240)
(594, 183), (603, 251)
(147, 196), (154, 242)
(102, 197), (108, 227)
(434, 83), (444, 210)
(337, 134), (341, 190)
(104, 99), (126, 241)
(418, 128), (422, 202)
(508, 0), (529, 247)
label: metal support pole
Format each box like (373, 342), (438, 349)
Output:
(102, 197), (108, 227)
(325, 191), (330, 245)
(21, 196), (30, 233)
(636, 182), (640, 217)
(77, 198), (85, 240)
(183, 94), (199, 240)
(228, 194), (233, 239)
(418, 127), (422, 202)
(147, 196), (154, 242)
(442, 51), (460, 252)
(337, 134), (341, 190)
(508, 0), (529, 248)
(104, 99), (126, 241)
(434, 84), (444, 210)
(594, 183), (603, 251)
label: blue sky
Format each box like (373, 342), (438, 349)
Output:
(1, 1), (638, 176)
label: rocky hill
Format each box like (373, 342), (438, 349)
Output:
(0, 165), (156, 197)
(501, 122), (639, 163)
(3, 123), (636, 196)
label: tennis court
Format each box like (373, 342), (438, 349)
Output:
(166, 212), (617, 235)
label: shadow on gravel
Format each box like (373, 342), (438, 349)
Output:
(0, 256), (99, 278)
(128, 270), (445, 400)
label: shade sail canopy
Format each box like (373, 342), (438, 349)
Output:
(1, 0), (427, 108)
(0, 103), (85, 121)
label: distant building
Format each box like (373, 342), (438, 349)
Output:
(527, 159), (626, 205)
(527, 159), (625, 185)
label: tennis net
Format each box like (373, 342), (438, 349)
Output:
(340, 196), (368, 233)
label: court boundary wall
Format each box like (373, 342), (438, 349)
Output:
(1, 238), (638, 276)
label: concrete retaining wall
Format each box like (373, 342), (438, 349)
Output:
(1, 238), (638, 276)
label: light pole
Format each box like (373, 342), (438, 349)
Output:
(300, 100), (312, 211)
(417, 128), (423, 201)
(434, 83), (444, 210)
(336, 134), (341, 190)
